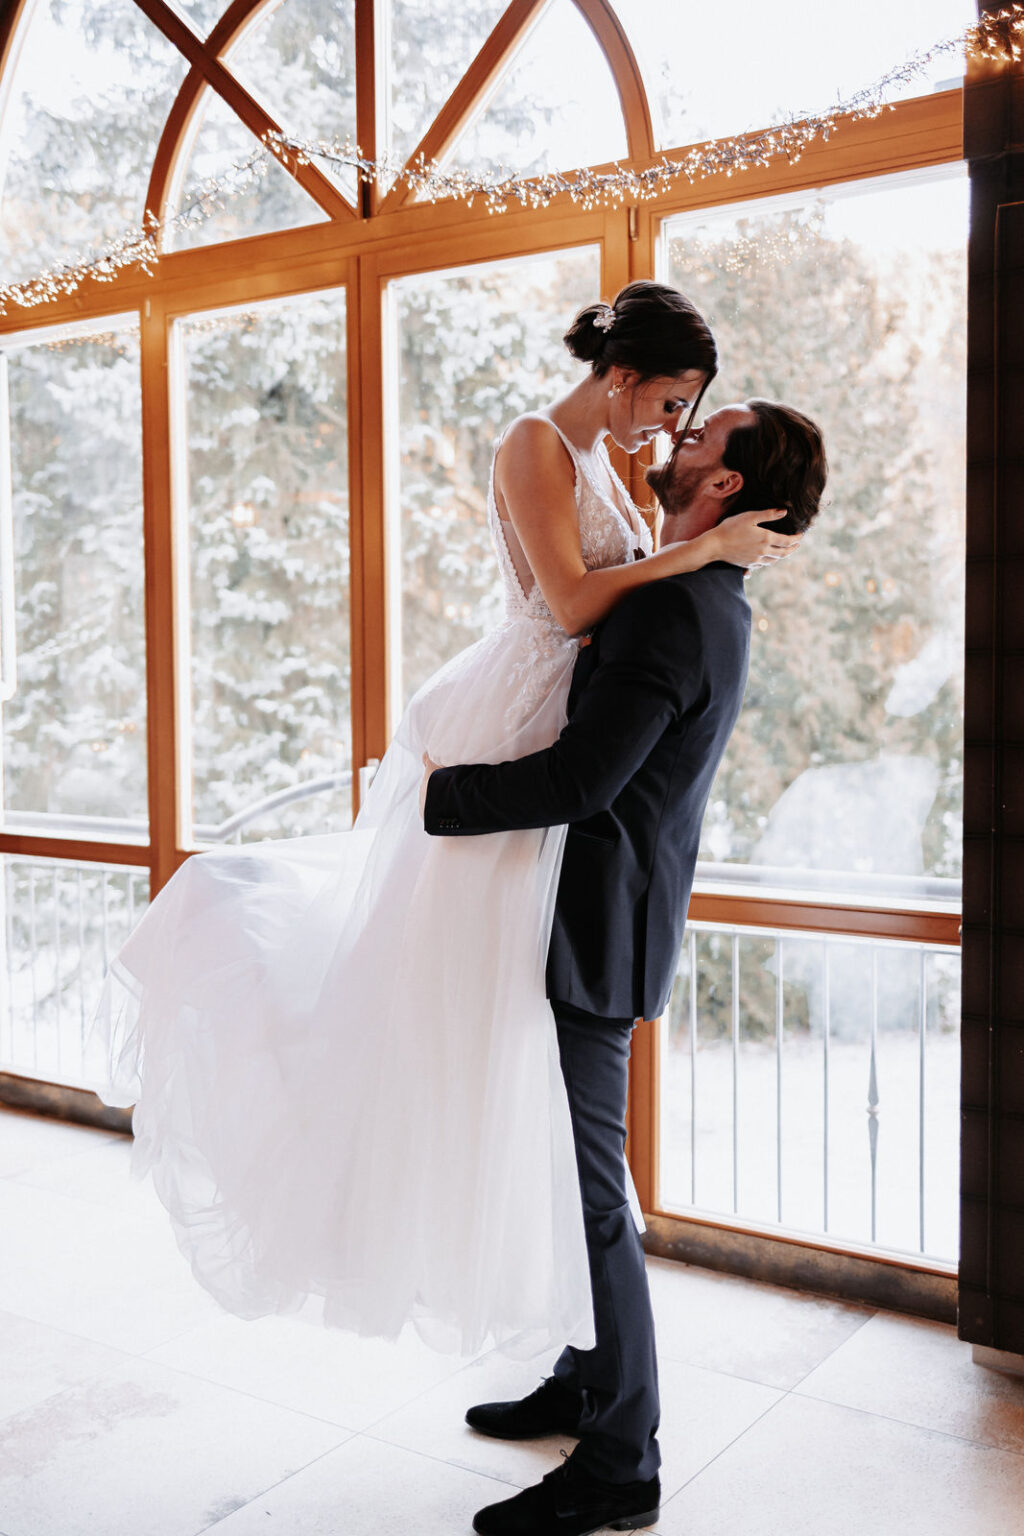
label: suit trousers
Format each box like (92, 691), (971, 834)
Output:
(549, 1000), (661, 1483)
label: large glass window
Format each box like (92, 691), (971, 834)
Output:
(446, 0), (627, 178)
(0, 0), (188, 282)
(615, 0), (973, 153)
(168, 88), (329, 252)
(387, 243), (600, 707)
(0, 0), (971, 1291)
(172, 0), (225, 37)
(178, 289), (351, 843)
(386, 0), (508, 173)
(225, 0), (359, 205)
(662, 167), (967, 897)
(1, 319), (147, 835)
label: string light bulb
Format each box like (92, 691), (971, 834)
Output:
(0, 5), (1020, 318)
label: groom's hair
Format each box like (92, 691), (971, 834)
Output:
(718, 400), (827, 535)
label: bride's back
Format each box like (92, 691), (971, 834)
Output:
(488, 412), (651, 627)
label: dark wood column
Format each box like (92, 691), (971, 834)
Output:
(958, 6), (1024, 1357)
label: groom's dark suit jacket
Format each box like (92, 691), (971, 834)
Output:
(424, 563), (752, 1021)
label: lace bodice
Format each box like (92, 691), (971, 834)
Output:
(488, 414), (654, 632)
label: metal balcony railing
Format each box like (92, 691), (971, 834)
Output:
(0, 776), (354, 1084)
(0, 786), (962, 1270)
(660, 919), (961, 1266)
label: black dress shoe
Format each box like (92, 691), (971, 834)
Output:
(465, 1376), (583, 1440)
(472, 1454), (660, 1536)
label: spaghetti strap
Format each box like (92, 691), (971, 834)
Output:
(493, 410), (581, 463)
(536, 413), (642, 541)
(534, 412), (583, 465)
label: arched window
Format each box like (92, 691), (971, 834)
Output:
(0, 0), (976, 1299)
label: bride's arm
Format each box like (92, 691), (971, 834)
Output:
(496, 416), (796, 637)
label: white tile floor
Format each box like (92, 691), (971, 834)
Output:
(0, 1105), (1022, 1536)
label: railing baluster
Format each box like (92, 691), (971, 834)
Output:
(689, 928), (697, 1208)
(919, 947), (928, 1253)
(28, 866), (37, 1068)
(731, 932), (740, 1213)
(77, 869), (87, 1046)
(776, 936), (784, 1224)
(53, 866), (61, 1076)
(0, 859), (10, 1067)
(101, 869), (109, 972)
(822, 939), (831, 1233)
(868, 945), (880, 1244)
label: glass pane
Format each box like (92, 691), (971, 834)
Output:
(389, 243), (600, 706)
(660, 923), (961, 1264)
(2, 322), (147, 835)
(662, 167), (967, 891)
(446, 0), (627, 178)
(613, 0), (974, 152)
(0, 0), (188, 283)
(0, 856), (149, 1089)
(179, 290), (351, 844)
(386, 0), (507, 174)
(170, 0), (228, 37)
(168, 88), (328, 252)
(226, 0), (359, 204)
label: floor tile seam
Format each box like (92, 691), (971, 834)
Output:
(656, 1353), (829, 1394)
(357, 1426), (528, 1491)
(123, 1350), (370, 1436)
(135, 1314), (227, 1361)
(784, 1383), (1024, 1459)
(190, 1437), (362, 1536)
(653, 1349), (829, 1394)
(0, 1346), (143, 1436)
(780, 1306), (880, 1390)
(0, 1301), (139, 1358)
(352, 1348), (520, 1438)
(0, 1283), (221, 1360)
(654, 1391), (791, 1511)
(0, 1344), (180, 1445)
(0, 1289), (165, 1359)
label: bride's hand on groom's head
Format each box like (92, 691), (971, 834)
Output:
(420, 751), (443, 821)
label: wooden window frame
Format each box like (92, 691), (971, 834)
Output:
(0, 0), (968, 1297)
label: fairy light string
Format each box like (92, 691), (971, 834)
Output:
(1, 4), (1021, 317)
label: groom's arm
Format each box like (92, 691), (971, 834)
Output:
(424, 580), (703, 836)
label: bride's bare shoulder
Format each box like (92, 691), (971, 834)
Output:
(495, 413), (575, 487)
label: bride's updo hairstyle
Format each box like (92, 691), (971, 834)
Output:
(564, 281), (718, 432)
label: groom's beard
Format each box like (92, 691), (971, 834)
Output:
(644, 456), (704, 516)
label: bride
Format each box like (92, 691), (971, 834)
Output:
(86, 281), (795, 1357)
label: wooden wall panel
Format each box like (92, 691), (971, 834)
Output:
(958, 10), (1024, 1355)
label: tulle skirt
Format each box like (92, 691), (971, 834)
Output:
(84, 618), (604, 1357)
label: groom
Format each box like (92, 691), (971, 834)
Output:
(422, 397), (827, 1536)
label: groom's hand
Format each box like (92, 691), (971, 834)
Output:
(420, 752), (442, 821)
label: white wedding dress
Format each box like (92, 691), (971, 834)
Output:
(85, 415), (653, 1358)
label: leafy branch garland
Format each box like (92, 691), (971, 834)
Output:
(1, 4), (1021, 317)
